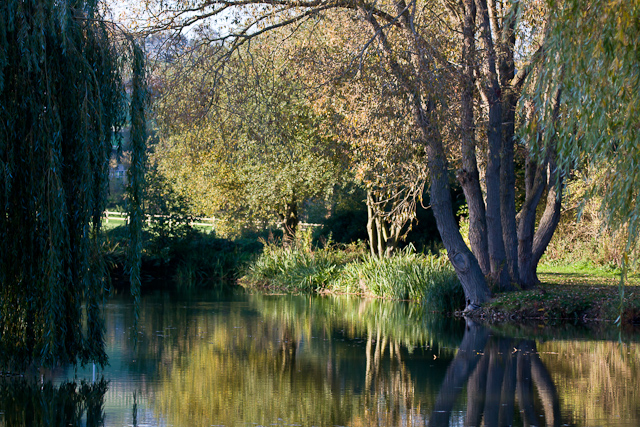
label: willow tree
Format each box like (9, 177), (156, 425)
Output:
(0, 0), (146, 369)
(532, 0), (640, 247)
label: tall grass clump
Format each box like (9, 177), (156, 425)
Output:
(242, 231), (365, 292)
(243, 232), (464, 311)
(332, 248), (464, 311)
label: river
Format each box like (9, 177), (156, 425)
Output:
(1, 288), (639, 426)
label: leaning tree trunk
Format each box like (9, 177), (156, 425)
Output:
(517, 157), (547, 287)
(517, 89), (564, 288)
(458, 0), (491, 276)
(424, 119), (492, 308)
(364, 0), (492, 308)
(529, 170), (563, 284)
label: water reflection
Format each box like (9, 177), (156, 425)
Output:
(151, 295), (451, 426)
(0, 378), (107, 426)
(430, 320), (560, 427)
(1, 292), (639, 426)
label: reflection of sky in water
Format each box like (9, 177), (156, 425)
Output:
(16, 291), (640, 427)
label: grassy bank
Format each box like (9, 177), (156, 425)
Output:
(241, 240), (464, 312)
(477, 264), (640, 325)
(103, 222), (640, 324)
(242, 239), (640, 323)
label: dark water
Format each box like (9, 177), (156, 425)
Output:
(1, 289), (640, 426)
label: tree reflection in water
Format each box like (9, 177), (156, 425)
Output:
(430, 319), (560, 427)
(95, 293), (640, 426)
(0, 377), (108, 426)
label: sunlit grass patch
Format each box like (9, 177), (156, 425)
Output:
(243, 242), (465, 311)
(482, 266), (640, 323)
(242, 239), (364, 292)
(331, 249), (463, 310)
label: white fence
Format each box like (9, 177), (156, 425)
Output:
(103, 210), (216, 230)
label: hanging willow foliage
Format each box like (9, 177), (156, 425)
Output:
(531, 0), (640, 244)
(127, 43), (147, 334)
(0, 0), (146, 370)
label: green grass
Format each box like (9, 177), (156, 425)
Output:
(479, 263), (640, 324)
(242, 240), (362, 292)
(331, 249), (463, 311)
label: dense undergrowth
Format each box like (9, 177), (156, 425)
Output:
(102, 224), (261, 289)
(241, 234), (464, 312)
(540, 181), (639, 274)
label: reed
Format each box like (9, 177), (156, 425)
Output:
(243, 239), (363, 292)
(332, 248), (463, 310)
(244, 242), (464, 311)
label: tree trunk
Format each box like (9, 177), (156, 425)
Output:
(530, 171), (563, 283)
(280, 195), (298, 243)
(366, 191), (378, 257)
(501, 90), (520, 284)
(365, 190), (401, 258)
(518, 89), (564, 287)
(517, 158), (547, 287)
(475, 0), (512, 291)
(498, 1), (521, 285)
(425, 124), (492, 308)
(458, 0), (491, 276)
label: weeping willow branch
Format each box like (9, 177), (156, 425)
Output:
(0, 0), (147, 370)
(127, 42), (148, 338)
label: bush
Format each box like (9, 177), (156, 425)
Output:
(102, 224), (261, 289)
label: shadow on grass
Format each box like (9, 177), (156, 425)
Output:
(483, 271), (640, 326)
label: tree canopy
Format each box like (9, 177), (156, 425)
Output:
(152, 39), (345, 238)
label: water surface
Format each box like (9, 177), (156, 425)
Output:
(1, 289), (639, 426)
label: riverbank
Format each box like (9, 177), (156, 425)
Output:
(473, 266), (640, 325)
(102, 225), (640, 325)
(240, 240), (466, 312)
(241, 240), (640, 325)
